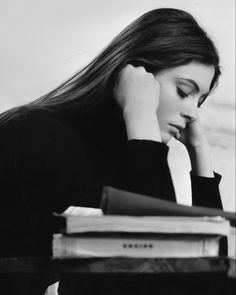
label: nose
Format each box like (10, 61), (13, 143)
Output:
(180, 100), (198, 123)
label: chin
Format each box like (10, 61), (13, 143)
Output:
(161, 132), (172, 144)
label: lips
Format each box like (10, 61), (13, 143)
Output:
(169, 124), (185, 133)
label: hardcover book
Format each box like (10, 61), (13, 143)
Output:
(100, 187), (236, 225)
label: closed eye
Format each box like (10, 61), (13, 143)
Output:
(177, 87), (206, 108)
(177, 87), (188, 98)
(198, 95), (208, 108)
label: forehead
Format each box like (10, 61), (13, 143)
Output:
(161, 62), (215, 93)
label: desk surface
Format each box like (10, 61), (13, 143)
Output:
(0, 257), (235, 278)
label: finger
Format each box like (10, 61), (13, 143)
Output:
(174, 133), (181, 140)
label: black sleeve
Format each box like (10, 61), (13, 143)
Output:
(15, 112), (102, 214)
(191, 172), (223, 209)
(122, 139), (176, 202)
(122, 139), (223, 209)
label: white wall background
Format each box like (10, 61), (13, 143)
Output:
(0, 0), (235, 211)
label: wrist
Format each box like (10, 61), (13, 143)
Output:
(123, 109), (162, 141)
(188, 145), (214, 177)
(186, 136), (210, 154)
(187, 143), (211, 158)
(123, 105), (155, 120)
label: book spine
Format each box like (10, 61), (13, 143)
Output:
(53, 234), (220, 259)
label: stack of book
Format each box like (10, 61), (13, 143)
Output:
(53, 187), (236, 259)
(53, 215), (230, 259)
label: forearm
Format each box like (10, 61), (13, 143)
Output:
(191, 172), (223, 209)
(123, 109), (162, 142)
(184, 136), (222, 209)
(121, 108), (175, 201)
(123, 139), (176, 202)
(188, 145), (223, 209)
(188, 144), (214, 177)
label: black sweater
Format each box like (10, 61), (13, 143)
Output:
(0, 108), (222, 257)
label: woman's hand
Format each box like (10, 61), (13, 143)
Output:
(113, 64), (162, 141)
(113, 64), (160, 115)
(175, 113), (214, 177)
(175, 112), (209, 152)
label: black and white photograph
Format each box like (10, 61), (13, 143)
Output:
(0, 0), (235, 294)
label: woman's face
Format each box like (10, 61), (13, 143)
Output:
(154, 62), (215, 143)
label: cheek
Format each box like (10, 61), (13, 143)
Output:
(157, 87), (178, 119)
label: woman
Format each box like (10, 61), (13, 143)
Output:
(0, 8), (224, 294)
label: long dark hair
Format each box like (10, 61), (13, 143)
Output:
(0, 8), (221, 124)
